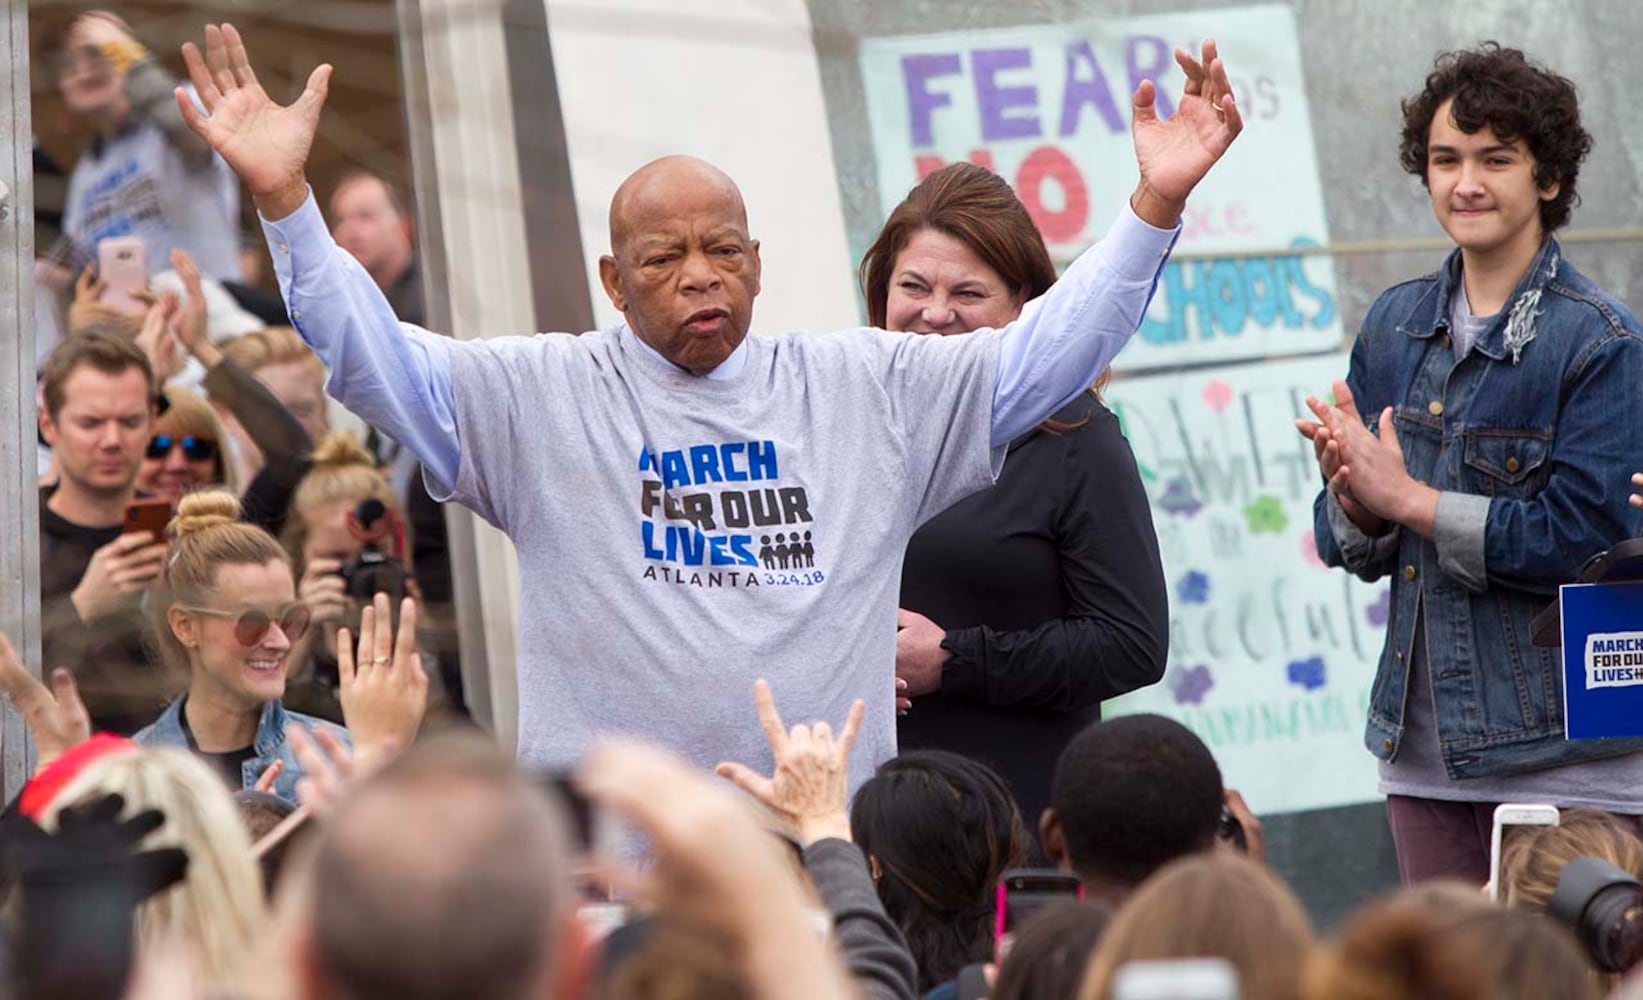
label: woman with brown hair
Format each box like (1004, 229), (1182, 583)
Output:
(1079, 852), (1315, 1000)
(1500, 808), (1643, 909)
(862, 163), (1168, 828)
(135, 384), (233, 506)
(1304, 886), (1601, 1000)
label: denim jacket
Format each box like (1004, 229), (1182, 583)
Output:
(133, 697), (352, 804)
(1312, 238), (1643, 779)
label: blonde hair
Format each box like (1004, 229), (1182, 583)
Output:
(42, 747), (266, 986)
(154, 491), (291, 674)
(283, 431), (404, 568)
(221, 327), (327, 381)
(1080, 853), (1315, 1000)
(153, 385), (237, 494)
(1502, 809), (1643, 909)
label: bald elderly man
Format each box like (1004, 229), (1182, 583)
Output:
(175, 24), (1243, 779)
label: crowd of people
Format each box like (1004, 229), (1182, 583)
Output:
(11, 7), (1643, 998)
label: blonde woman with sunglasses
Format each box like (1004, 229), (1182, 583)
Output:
(134, 489), (352, 802)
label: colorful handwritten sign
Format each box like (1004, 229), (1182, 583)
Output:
(1101, 354), (1388, 813)
(859, 4), (1343, 371)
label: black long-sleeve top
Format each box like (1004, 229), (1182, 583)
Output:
(898, 394), (1168, 825)
(200, 357), (313, 537)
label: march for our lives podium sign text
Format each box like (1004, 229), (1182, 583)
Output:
(1561, 582), (1643, 739)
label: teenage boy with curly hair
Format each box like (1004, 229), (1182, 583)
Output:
(1300, 44), (1643, 885)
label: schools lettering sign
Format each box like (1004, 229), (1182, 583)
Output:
(859, 4), (1343, 371)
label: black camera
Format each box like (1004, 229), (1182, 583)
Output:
(1547, 856), (1643, 973)
(339, 498), (412, 611)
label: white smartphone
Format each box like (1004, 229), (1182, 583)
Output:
(1113, 958), (1239, 1000)
(1488, 802), (1560, 901)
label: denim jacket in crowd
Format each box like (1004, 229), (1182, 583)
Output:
(1312, 237), (1643, 779)
(134, 697), (352, 804)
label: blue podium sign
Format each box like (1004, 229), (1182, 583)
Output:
(1561, 582), (1643, 739)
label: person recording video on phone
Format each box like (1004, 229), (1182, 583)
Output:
(176, 22), (1243, 782)
(37, 332), (172, 734)
(35, 10), (240, 295)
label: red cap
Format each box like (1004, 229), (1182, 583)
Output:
(19, 733), (138, 821)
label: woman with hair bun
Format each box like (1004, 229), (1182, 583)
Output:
(281, 430), (444, 724)
(134, 489), (351, 802)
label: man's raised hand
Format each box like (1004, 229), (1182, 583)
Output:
(176, 24), (331, 220)
(1130, 39), (1244, 227)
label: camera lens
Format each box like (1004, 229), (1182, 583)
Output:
(1548, 857), (1643, 973)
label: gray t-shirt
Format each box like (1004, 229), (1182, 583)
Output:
(431, 324), (1000, 782)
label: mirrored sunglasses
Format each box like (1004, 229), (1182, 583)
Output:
(182, 603), (311, 647)
(147, 434), (218, 462)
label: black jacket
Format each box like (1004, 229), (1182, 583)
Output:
(39, 488), (172, 734)
(898, 395), (1168, 825)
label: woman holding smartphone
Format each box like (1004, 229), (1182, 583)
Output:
(133, 489), (356, 803)
(861, 163), (1170, 828)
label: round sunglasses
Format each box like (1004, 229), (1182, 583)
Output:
(147, 435), (219, 462)
(179, 602), (311, 647)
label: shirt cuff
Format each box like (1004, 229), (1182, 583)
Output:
(938, 628), (985, 702)
(1096, 204), (1181, 282)
(1325, 492), (1398, 567)
(259, 187), (329, 287)
(1434, 491), (1491, 592)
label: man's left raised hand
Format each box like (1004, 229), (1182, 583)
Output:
(1130, 39), (1244, 228)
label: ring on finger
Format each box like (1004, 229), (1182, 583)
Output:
(371, 656), (390, 666)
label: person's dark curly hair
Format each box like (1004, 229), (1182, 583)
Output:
(1399, 43), (1592, 233)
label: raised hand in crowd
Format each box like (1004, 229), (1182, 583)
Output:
(1221, 788), (1265, 864)
(582, 740), (859, 1000)
(0, 633), (91, 776)
(286, 724), (356, 817)
(297, 556), (351, 627)
(1128, 38), (1244, 227)
(133, 290), (184, 381)
(338, 593), (428, 768)
(70, 531), (168, 624)
(715, 679), (864, 847)
(66, 265), (137, 331)
(168, 249), (223, 370)
(176, 23), (331, 220)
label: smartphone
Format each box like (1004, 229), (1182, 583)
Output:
(1489, 802), (1559, 901)
(96, 236), (149, 314)
(122, 497), (173, 540)
(1113, 958), (1239, 1000)
(995, 868), (1083, 961)
(536, 770), (623, 878)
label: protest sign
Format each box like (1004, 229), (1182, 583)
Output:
(859, 4), (1343, 370)
(1101, 354), (1386, 812)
